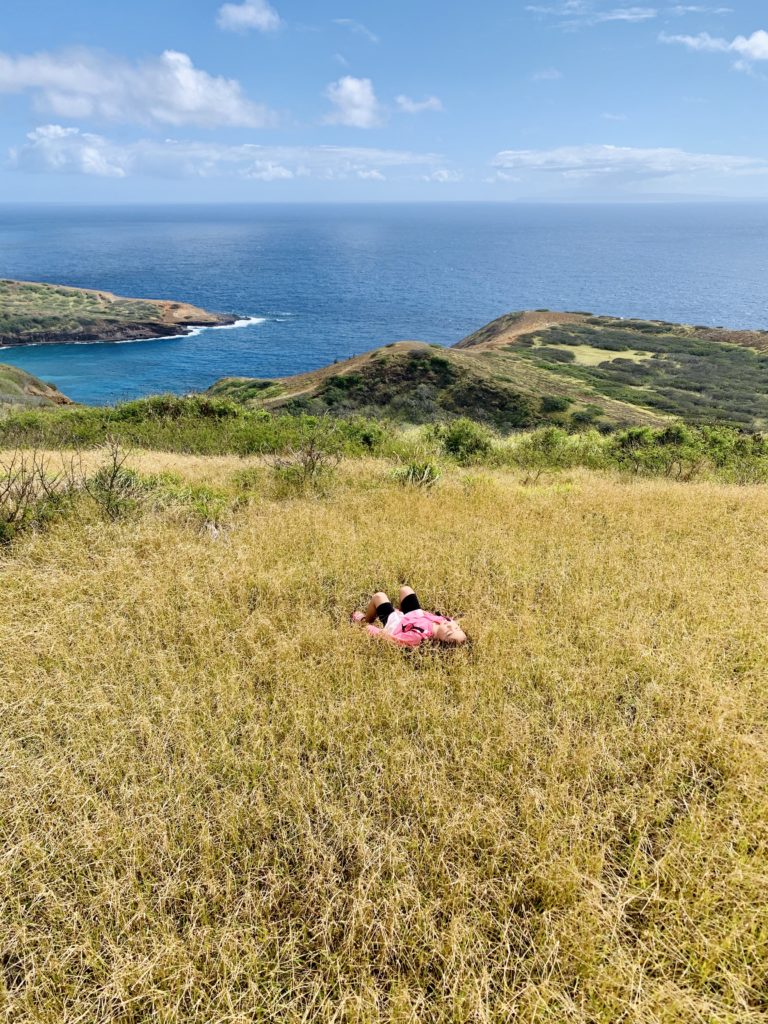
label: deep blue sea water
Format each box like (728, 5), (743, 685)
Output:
(1, 202), (768, 405)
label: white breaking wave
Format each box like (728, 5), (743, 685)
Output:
(153, 314), (267, 341)
(212, 316), (266, 330)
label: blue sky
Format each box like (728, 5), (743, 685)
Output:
(1, 0), (767, 201)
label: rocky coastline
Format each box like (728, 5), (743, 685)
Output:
(0, 316), (238, 348)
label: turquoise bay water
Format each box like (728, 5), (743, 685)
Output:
(1, 202), (768, 405)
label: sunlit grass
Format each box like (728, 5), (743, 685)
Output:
(1, 457), (767, 1022)
(532, 339), (654, 366)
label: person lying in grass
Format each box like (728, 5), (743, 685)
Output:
(353, 585), (467, 647)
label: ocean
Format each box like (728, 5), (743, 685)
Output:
(1, 202), (768, 406)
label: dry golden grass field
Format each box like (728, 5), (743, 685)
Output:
(1, 454), (767, 1023)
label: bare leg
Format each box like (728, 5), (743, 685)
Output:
(364, 592), (390, 624)
(398, 585), (416, 608)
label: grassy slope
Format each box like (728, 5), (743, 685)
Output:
(209, 340), (667, 431)
(463, 311), (768, 430)
(1, 453), (766, 1022)
(0, 280), (231, 345)
(0, 363), (71, 406)
(211, 308), (768, 431)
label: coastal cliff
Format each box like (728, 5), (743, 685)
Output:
(0, 363), (72, 406)
(0, 279), (236, 347)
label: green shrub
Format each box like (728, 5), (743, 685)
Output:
(83, 440), (143, 520)
(510, 426), (574, 482)
(436, 418), (493, 463)
(571, 405), (604, 428)
(541, 395), (573, 414)
(141, 475), (234, 526)
(609, 425), (707, 479)
(0, 402), (387, 459)
(538, 347), (576, 363)
(268, 418), (346, 496)
(391, 460), (442, 488)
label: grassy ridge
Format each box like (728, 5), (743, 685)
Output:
(0, 454), (766, 1021)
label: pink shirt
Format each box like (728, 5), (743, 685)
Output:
(367, 609), (452, 648)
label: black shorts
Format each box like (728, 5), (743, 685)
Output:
(377, 592), (421, 625)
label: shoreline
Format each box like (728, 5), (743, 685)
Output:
(0, 315), (265, 351)
(0, 316), (240, 349)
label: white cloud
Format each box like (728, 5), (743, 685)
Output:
(10, 125), (440, 182)
(485, 171), (523, 183)
(10, 124), (127, 178)
(602, 111), (628, 119)
(395, 94), (443, 113)
(0, 48), (273, 128)
(422, 169), (463, 182)
(531, 68), (563, 80)
(597, 6), (657, 20)
(660, 30), (725, 48)
(661, 28), (768, 62)
(491, 143), (768, 182)
(668, 5), (732, 14)
(527, 3), (657, 25)
(333, 19), (379, 43)
(217, 0), (281, 32)
(324, 76), (381, 128)
(243, 161), (294, 180)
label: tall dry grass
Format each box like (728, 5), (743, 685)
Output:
(1, 457), (767, 1022)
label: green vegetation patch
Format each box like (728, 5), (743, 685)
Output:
(0, 280), (165, 340)
(511, 321), (768, 428)
(207, 377), (286, 403)
(0, 395), (388, 457)
(272, 348), (555, 432)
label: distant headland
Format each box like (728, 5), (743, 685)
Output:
(0, 279), (237, 348)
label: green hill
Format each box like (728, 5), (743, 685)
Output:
(208, 340), (666, 432)
(0, 363), (71, 406)
(209, 309), (768, 432)
(467, 310), (768, 429)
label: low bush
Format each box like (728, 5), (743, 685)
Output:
(508, 426), (575, 483)
(609, 424), (708, 479)
(0, 449), (80, 544)
(434, 417), (493, 463)
(268, 417), (347, 496)
(391, 459), (442, 488)
(82, 438), (143, 520)
(3, 395), (768, 488)
(541, 395), (573, 414)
